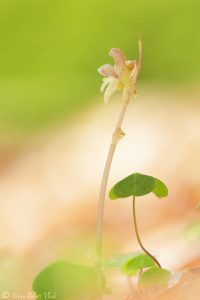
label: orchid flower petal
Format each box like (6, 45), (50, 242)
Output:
(109, 48), (125, 69)
(100, 77), (112, 92)
(98, 64), (117, 78)
(104, 79), (118, 103)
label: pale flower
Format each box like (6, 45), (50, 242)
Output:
(98, 42), (142, 103)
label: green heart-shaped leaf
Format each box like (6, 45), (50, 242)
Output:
(122, 253), (156, 276)
(109, 173), (168, 199)
(153, 178), (168, 198)
(32, 261), (101, 300)
(140, 267), (171, 287)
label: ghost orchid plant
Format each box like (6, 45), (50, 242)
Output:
(96, 40), (142, 278)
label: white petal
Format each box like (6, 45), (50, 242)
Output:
(100, 77), (112, 92)
(104, 79), (118, 103)
(98, 64), (117, 77)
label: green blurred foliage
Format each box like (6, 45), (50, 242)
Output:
(122, 253), (156, 276)
(140, 267), (171, 287)
(33, 261), (101, 299)
(184, 221), (200, 240)
(0, 0), (199, 131)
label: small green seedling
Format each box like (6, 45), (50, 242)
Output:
(122, 253), (156, 276)
(32, 261), (102, 300)
(139, 266), (171, 287)
(109, 173), (171, 289)
(121, 253), (171, 289)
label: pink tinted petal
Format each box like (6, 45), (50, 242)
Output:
(104, 79), (118, 103)
(98, 64), (117, 77)
(109, 48), (125, 68)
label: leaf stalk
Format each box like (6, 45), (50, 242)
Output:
(132, 196), (161, 268)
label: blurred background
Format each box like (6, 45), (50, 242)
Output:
(0, 0), (200, 298)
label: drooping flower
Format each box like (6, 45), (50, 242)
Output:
(98, 41), (142, 103)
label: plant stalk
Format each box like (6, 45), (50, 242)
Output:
(132, 196), (162, 268)
(96, 90), (131, 271)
